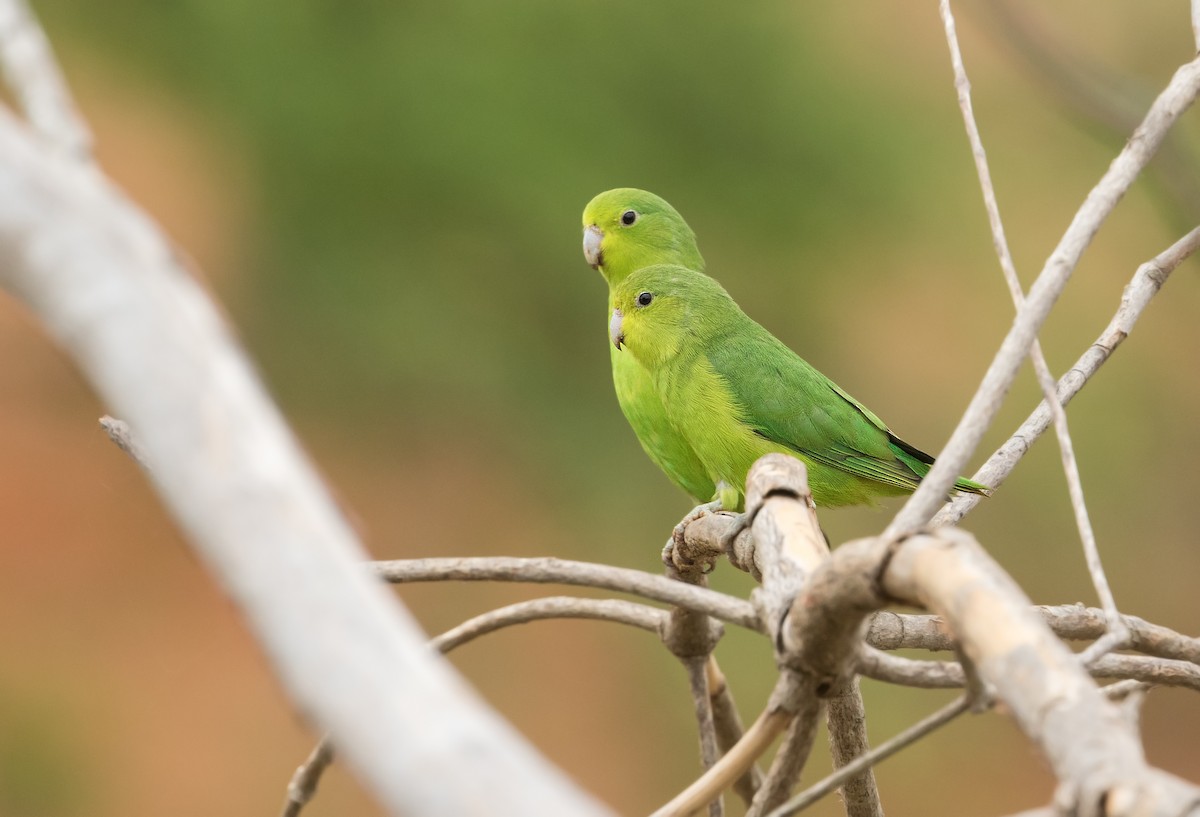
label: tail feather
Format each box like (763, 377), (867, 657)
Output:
(888, 434), (991, 497)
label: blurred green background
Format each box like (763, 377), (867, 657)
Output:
(1, 1), (1198, 815)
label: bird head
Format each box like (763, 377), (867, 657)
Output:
(609, 264), (732, 370)
(581, 188), (704, 286)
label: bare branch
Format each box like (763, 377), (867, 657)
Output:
(935, 225), (1200, 526)
(371, 556), (763, 633)
(824, 678), (883, 817)
(882, 529), (1200, 815)
(767, 696), (971, 817)
(939, 0), (1125, 653)
(1090, 654), (1200, 692)
(0, 105), (609, 817)
(0, 0), (90, 158)
(100, 414), (150, 468)
(747, 697), (822, 817)
(651, 703), (794, 817)
(707, 658), (763, 805)
(281, 738), (334, 817)
(887, 54), (1200, 536)
(1192, 0), (1200, 54)
(857, 649), (964, 689)
(429, 596), (663, 652)
(865, 607), (1200, 665)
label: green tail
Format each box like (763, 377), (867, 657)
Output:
(888, 436), (991, 497)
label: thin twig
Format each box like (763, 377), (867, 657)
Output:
(99, 415), (150, 469)
(707, 657), (763, 805)
(683, 657), (724, 817)
(941, 0), (1126, 656)
(934, 225), (1200, 526)
(766, 696), (972, 816)
(859, 646), (1200, 692)
(429, 596), (664, 652)
(0, 0), (90, 158)
(651, 705), (794, 817)
(371, 557), (763, 633)
(865, 606), (1200, 666)
(747, 697), (822, 817)
(886, 53), (1200, 537)
(281, 737), (334, 817)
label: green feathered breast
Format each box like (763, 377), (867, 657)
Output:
(583, 188), (717, 503)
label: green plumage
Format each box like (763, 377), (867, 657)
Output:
(608, 264), (990, 511)
(582, 189), (716, 502)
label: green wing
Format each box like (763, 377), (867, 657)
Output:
(705, 319), (938, 492)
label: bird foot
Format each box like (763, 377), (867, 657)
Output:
(662, 500), (723, 574)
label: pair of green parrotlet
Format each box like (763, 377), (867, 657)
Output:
(581, 188), (988, 516)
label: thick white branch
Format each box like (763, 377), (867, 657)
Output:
(0, 108), (609, 817)
(0, 0), (89, 158)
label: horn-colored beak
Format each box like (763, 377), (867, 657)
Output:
(583, 224), (604, 269)
(609, 308), (624, 350)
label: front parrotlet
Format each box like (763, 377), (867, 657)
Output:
(582, 189), (717, 504)
(608, 264), (990, 512)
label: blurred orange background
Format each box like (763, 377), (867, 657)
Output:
(2, 2), (1199, 815)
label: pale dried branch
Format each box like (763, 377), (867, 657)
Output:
(0, 104), (609, 817)
(857, 648), (963, 689)
(0, 0), (90, 158)
(935, 224), (1200, 527)
(726, 460), (1200, 814)
(1090, 654), (1200, 692)
(707, 658), (763, 805)
(824, 678), (883, 817)
(281, 737), (334, 817)
(865, 607), (1200, 666)
(682, 657), (724, 817)
(746, 696), (822, 817)
(939, 0), (1125, 656)
(887, 54), (1200, 537)
(429, 596), (663, 652)
(882, 529), (1200, 815)
(651, 702), (794, 817)
(655, 457), (848, 817)
(1194, 0), (1200, 53)
(371, 556), (763, 633)
(860, 647), (1200, 693)
(766, 696), (971, 817)
(100, 414), (150, 468)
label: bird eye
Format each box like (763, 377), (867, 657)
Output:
(620, 210), (639, 226)
(636, 291), (653, 307)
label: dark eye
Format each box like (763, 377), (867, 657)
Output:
(620, 210), (639, 226)
(636, 291), (653, 307)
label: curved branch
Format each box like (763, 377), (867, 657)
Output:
(865, 607), (1200, 666)
(429, 596), (663, 652)
(371, 557), (763, 633)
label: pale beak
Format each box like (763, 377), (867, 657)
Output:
(583, 224), (604, 269)
(609, 308), (624, 350)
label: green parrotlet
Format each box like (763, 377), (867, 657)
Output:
(582, 188), (716, 503)
(607, 263), (990, 512)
